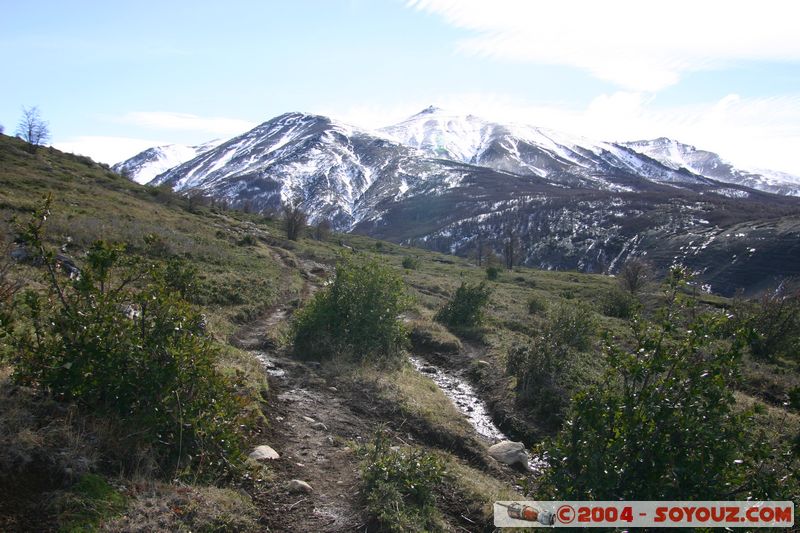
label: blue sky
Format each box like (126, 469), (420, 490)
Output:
(2, 0), (799, 174)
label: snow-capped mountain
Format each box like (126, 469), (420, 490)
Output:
(623, 138), (800, 196)
(113, 108), (800, 295)
(112, 140), (221, 185)
(149, 112), (496, 228)
(380, 106), (710, 191)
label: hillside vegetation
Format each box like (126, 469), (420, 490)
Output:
(0, 135), (798, 531)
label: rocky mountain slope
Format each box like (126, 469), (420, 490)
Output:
(624, 137), (800, 196)
(114, 109), (800, 294)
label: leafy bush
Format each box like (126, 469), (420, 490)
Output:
(485, 266), (500, 280)
(10, 204), (244, 480)
(527, 295), (546, 315)
(435, 282), (491, 333)
(292, 256), (409, 362)
(360, 430), (445, 532)
(507, 336), (569, 429)
(734, 282), (800, 361)
(602, 287), (637, 318)
(547, 302), (596, 351)
(540, 268), (778, 500)
(401, 256), (419, 270)
(236, 234), (257, 246)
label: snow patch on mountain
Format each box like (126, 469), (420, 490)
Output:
(112, 140), (221, 185)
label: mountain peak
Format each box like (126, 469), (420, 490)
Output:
(415, 105), (443, 116)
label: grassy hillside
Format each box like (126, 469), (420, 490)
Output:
(1, 135), (798, 531)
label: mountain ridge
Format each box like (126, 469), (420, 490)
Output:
(112, 108), (800, 294)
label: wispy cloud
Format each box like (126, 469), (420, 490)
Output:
(118, 111), (255, 135)
(407, 0), (800, 91)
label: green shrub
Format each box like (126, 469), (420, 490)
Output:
(435, 282), (491, 333)
(527, 294), (547, 315)
(602, 287), (637, 318)
(360, 430), (445, 532)
(734, 283), (800, 361)
(541, 268), (779, 501)
(546, 302), (596, 351)
(485, 266), (500, 280)
(236, 234), (257, 246)
(401, 256), (419, 270)
(507, 336), (569, 429)
(292, 256), (409, 362)
(11, 204), (244, 480)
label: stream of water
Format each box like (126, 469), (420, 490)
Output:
(408, 355), (508, 443)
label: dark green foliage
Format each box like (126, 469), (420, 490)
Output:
(547, 302), (596, 351)
(485, 266), (500, 280)
(735, 283), (800, 361)
(401, 255), (419, 270)
(55, 473), (126, 532)
(507, 336), (569, 430)
(602, 286), (637, 318)
(292, 256), (409, 362)
(236, 234), (257, 246)
(435, 282), (491, 333)
(540, 268), (779, 500)
(360, 430), (444, 533)
(527, 294), (546, 315)
(10, 202), (244, 480)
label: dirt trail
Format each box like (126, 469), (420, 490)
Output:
(233, 252), (373, 531)
(235, 249), (524, 531)
(251, 352), (372, 532)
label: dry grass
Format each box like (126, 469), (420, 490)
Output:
(102, 482), (260, 532)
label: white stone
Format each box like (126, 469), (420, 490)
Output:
(249, 445), (280, 461)
(488, 441), (529, 467)
(287, 479), (313, 493)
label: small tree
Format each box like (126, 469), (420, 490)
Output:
(736, 281), (800, 361)
(617, 257), (653, 295)
(503, 226), (517, 270)
(282, 199), (307, 241)
(16, 106), (50, 152)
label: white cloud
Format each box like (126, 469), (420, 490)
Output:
(408, 0), (800, 91)
(118, 111), (255, 135)
(53, 136), (171, 165)
(338, 91), (800, 175)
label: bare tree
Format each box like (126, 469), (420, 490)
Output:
(503, 225), (518, 270)
(618, 257), (654, 295)
(282, 199), (307, 241)
(475, 231), (484, 266)
(16, 106), (50, 152)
